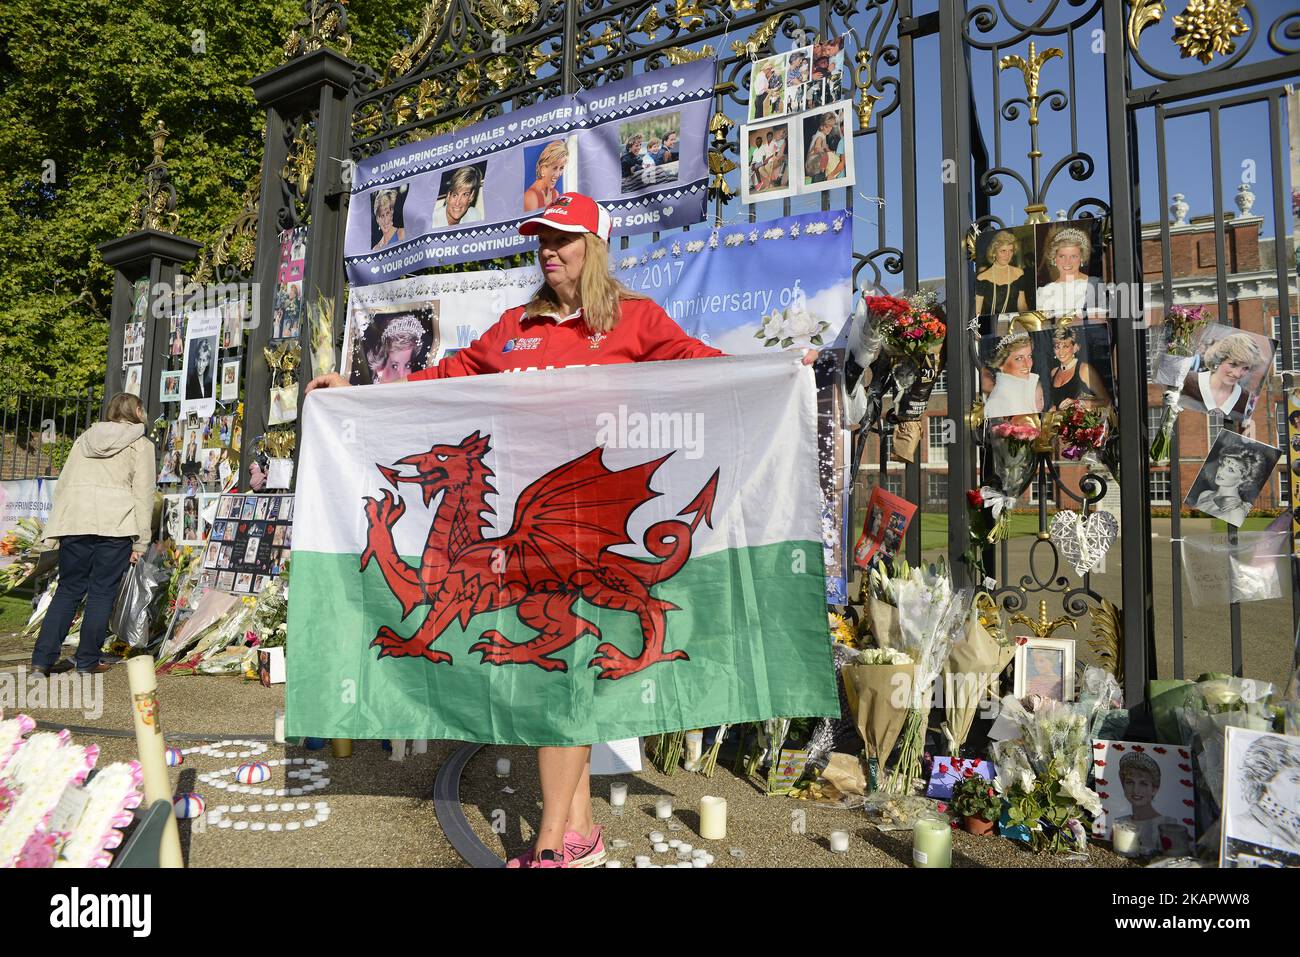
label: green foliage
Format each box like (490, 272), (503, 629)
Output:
(0, 0), (438, 397)
(950, 774), (1001, 821)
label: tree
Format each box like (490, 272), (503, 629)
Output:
(0, 0), (414, 398)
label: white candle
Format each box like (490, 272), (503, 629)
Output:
(609, 783), (628, 807)
(678, 843), (694, 856)
(273, 709), (286, 744)
(699, 795), (727, 841)
(495, 757), (511, 777)
(1112, 822), (1141, 857)
(604, 860), (622, 868)
(655, 797), (673, 819)
(653, 842), (669, 853)
(648, 831), (665, 843)
(830, 830), (850, 853)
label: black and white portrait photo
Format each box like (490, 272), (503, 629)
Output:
(1184, 431), (1282, 527)
(1222, 726), (1300, 868)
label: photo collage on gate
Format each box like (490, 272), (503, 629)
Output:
(153, 270), (246, 502)
(971, 218), (1118, 469)
(198, 493), (296, 596)
(741, 37), (854, 204)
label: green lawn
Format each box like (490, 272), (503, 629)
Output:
(0, 594), (32, 636)
(852, 512), (1049, 554)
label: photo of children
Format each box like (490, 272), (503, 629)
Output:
(800, 103), (851, 192)
(1185, 431), (1282, 527)
(370, 184), (409, 249)
(523, 141), (568, 211)
(1092, 742), (1195, 856)
(741, 119), (794, 203)
(432, 164), (486, 228)
(810, 37), (846, 107)
(618, 112), (681, 193)
(220, 359), (239, 401)
(783, 47), (812, 114)
(347, 304), (439, 385)
(749, 53), (786, 122)
(853, 486), (918, 567)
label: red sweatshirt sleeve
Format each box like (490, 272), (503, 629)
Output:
(407, 311), (515, 381)
(636, 302), (726, 360)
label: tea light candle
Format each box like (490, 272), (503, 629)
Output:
(648, 831), (665, 844)
(912, 813), (952, 868)
(655, 797), (673, 819)
(496, 757), (511, 777)
(605, 860), (622, 868)
(829, 830), (850, 853)
(699, 795), (727, 840)
(1112, 822), (1141, 857)
(653, 842), (669, 853)
(609, 783), (628, 807)
(668, 838), (681, 849)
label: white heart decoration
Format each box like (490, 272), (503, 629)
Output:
(663, 205), (674, 216)
(1049, 510), (1118, 577)
(507, 122), (518, 131)
(672, 78), (685, 87)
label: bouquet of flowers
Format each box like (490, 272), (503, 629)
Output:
(858, 291), (948, 462)
(990, 695), (1103, 853)
(989, 418), (1041, 498)
(1152, 305), (1212, 387)
(884, 562), (969, 793)
(841, 642), (916, 791)
(0, 519), (45, 595)
(1149, 390), (1181, 467)
(941, 594), (1015, 755)
(1055, 398), (1109, 462)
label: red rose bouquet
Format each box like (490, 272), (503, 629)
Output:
(1055, 398), (1108, 461)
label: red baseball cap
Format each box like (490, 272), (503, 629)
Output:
(519, 192), (612, 243)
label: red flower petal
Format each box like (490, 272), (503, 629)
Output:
(1095, 760), (1106, 767)
(1096, 778), (1109, 786)
(936, 802), (948, 813)
(1093, 743), (1106, 750)
(1113, 744), (1125, 751)
(1132, 745), (1144, 752)
(1098, 792), (1109, 799)
(1153, 747), (1167, 754)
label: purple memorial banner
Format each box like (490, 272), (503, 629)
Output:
(344, 60), (715, 285)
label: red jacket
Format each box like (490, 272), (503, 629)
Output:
(406, 298), (723, 380)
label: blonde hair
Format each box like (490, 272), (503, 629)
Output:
(523, 233), (647, 334)
(105, 392), (145, 424)
(985, 230), (1018, 266)
(536, 141), (567, 176)
(1203, 332), (1263, 371)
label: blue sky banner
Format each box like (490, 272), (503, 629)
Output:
(613, 209), (855, 603)
(345, 60), (714, 284)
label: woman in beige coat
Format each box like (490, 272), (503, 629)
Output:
(32, 393), (156, 676)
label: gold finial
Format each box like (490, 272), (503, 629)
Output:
(998, 41), (1063, 128)
(854, 50), (882, 131)
(1010, 599), (1077, 640)
(127, 119), (180, 233)
(284, 0), (353, 62)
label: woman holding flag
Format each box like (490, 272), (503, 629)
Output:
(308, 192), (814, 868)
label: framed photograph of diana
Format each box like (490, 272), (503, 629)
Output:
(1185, 431), (1282, 527)
(1012, 637), (1076, 702)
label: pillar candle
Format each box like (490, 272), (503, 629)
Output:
(609, 783), (628, 807)
(655, 797), (673, 819)
(126, 655), (183, 868)
(829, 830), (849, 853)
(273, 709), (286, 744)
(330, 738), (353, 758)
(1112, 822), (1140, 857)
(699, 795), (727, 840)
(912, 813), (952, 868)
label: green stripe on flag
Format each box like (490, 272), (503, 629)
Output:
(285, 540), (837, 745)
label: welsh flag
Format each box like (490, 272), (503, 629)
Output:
(285, 353), (838, 744)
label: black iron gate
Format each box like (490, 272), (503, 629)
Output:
(99, 0), (1300, 702)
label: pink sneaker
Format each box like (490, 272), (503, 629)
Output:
(528, 848), (566, 868)
(562, 824), (606, 868)
(505, 849), (534, 868)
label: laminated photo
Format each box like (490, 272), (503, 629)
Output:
(1221, 726), (1300, 867)
(1175, 324), (1276, 422)
(973, 226), (1036, 319)
(1032, 219), (1109, 320)
(1091, 741), (1195, 856)
(740, 117), (796, 204)
(1185, 431), (1282, 527)
(799, 102), (853, 194)
(160, 369), (182, 403)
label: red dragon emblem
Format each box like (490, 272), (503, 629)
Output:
(359, 431), (719, 679)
